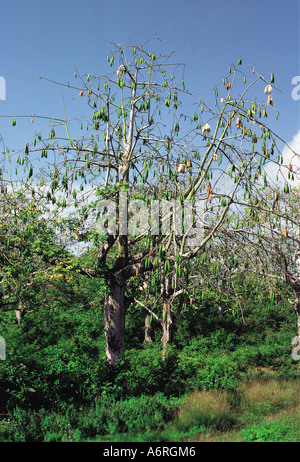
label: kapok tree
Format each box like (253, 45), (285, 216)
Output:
(9, 37), (293, 363)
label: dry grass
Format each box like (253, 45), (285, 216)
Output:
(175, 390), (234, 432)
(239, 378), (299, 414)
(170, 379), (300, 442)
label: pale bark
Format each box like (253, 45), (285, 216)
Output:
(161, 300), (175, 360)
(160, 275), (175, 359)
(287, 249), (300, 343)
(104, 272), (126, 364)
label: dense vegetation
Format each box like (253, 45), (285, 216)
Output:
(0, 232), (299, 441)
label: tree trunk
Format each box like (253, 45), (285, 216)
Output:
(291, 297), (300, 343)
(295, 300), (300, 341)
(161, 300), (175, 359)
(104, 272), (126, 365)
(292, 250), (300, 343)
(144, 313), (155, 343)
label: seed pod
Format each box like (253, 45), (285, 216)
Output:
(164, 260), (169, 273)
(284, 228), (288, 238)
(158, 245), (163, 259)
(213, 153), (218, 161)
(117, 65), (126, 76)
(235, 118), (242, 129)
(225, 82), (231, 90)
(187, 159), (192, 168)
(202, 122), (211, 134)
(264, 84), (272, 94)
(135, 266), (139, 276)
(267, 95), (274, 106)
(177, 163), (187, 173)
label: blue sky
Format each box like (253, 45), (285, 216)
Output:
(0, 0), (299, 172)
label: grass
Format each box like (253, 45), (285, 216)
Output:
(173, 390), (235, 432)
(1, 378), (299, 442)
(183, 378), (300, 442)
(239, 378), (299, 416)
(85, 378), (299, 443)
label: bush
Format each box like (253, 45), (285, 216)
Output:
(1, 393), (178, 442)
(196, 355), (241, 391)
(242, 410), (300, 442)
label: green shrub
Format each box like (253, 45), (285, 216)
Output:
(242, 411), (300, 442)
(196, 355), (241, 391)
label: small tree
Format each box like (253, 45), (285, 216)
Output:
(0, 189), (70, 322)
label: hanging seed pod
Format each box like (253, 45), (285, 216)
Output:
(178, 163), (187, 173)
(213, 153), (218, 161)
(206, 182), (211, 196)
(202, 123), (211, 133)
(187, 159), (192, 168)
(28, 167), (33, 178)
(289, 163), (293, 172)
(235, 118), (242, 129)
(116, 65), (126, 76)
(79, 89), (84, 97)
(225, 82), (231, 90)
(264, 84), (273, 94)
(267, 95), (274, 106)
(284, 228), (288, 238)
